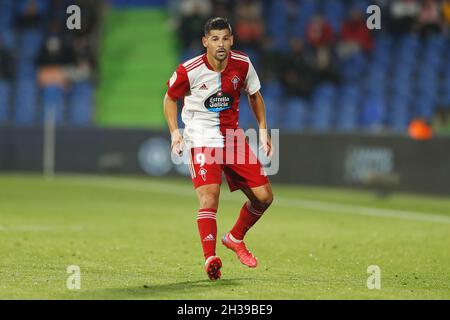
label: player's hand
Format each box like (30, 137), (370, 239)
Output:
(259, 128), (273, 159)
(171, 129), (184, 156)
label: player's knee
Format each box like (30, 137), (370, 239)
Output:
(199, 192), (220, 209)
(254, 191), (273, 211)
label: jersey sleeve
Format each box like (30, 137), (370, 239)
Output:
(244, 59), (261, 95)
(166, 65), (190, 100)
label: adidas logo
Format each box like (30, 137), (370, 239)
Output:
(199, 84), (208, 90)
(203, 234), (215, 241)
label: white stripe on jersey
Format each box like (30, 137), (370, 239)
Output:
(186, 60), (204, 72)
(231, 52), (249, 60)
(182, 55), (203, 68)
(231, 53), (249, 62)
(230, 56), (249, 63)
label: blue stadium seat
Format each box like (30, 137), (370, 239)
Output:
(267, 1), (289, 50)
(360, 96), (386, 130)
(341, 51), (367, 81)
(413, 95), (435, 119)
(0, 80), (11, 123)
(387, 97), (410, 132)
(261, 79), (284, 101)
(0, 0), (14, 28)
(313, 83), (336, 99)
(0, 29), (15, 50)
(336, 92), (359, 131)
(68, 82), (94, 126)
(352, 0), (371, 12)
(18, 30), (43, 62)
(238, 95), (254, 129)
(292, 0), (319, 38)
(323, 0), (345, 33)
(42, 85), (66, 126)
(283, 97), (308, 131)
(14, 78), (38, 125)
(374, 35), (393, 52)
(264, 95), (282, 129)
(310, 87), (335, 131)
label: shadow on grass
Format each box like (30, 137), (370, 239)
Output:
(85, 278), (246, 299)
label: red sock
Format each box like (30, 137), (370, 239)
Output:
(197, 208), (217, 260)
(230, 201), (266, 241)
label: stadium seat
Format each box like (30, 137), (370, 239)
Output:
(14, 78), (38, 125)
(387, 97), (410, 132)
(323, 0), (345, 33)
(18, 30), (43, 62)
(341, 52), (367, 81)
(283, 97), (308, 131)
(238, 95), (254, 129)
(360, 96), (386, 130)
(292, 0), (318, 38)
(414, 96), (434, 119)
(0, 80), (11, 123)
(68, 81), (94, 126)
(264, 95), (282, 129)
(42, 85), (66, 126)
(335, 84), (360, 131)
(310, 85), (336, 131)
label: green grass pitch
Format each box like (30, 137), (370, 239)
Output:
(0, 174), (449, 299)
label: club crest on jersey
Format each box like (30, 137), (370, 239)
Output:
(199, 167), (207, 181)
(231, 75), (240, 90)
(204, 91), (233, 113)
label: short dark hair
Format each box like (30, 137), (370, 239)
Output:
(204, 17), (232, 36)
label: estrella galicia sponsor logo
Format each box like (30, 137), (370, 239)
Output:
(204, 91), (233, 112)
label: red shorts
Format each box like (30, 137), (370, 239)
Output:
(188, 139), (269, 192)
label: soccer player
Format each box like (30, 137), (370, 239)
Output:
(163, 17), (273, 281)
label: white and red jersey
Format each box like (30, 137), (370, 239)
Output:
(166, 50), (261, 147)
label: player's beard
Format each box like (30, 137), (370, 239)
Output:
(215, 49), (228, 62)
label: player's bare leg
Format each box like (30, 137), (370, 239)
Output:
(222, 183), (273, 268)
(195, 184), (222, 280)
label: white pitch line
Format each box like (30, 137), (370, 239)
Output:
(55, 175), (450, 225)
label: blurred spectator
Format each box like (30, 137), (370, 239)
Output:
(279, 38), (317, 98)
(212, 0), (234, 22)
(306, 15), (334, 49)
(178, 0), (212, 49)
(234, 0), (264, 50)
(389, 0), (420, 35)
(15, 0), (46, 30)
(36, 35), (75, 88)
(418, 0), (442, 37)
(443, 0), (450, 29)
(305, 15), (335, 83)
(66, 36), (97, 83)
(338, 8), (374, 59)
(0, 42), (14, 81)
(408, 117), (433, 140)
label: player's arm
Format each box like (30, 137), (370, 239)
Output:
(163, 93), (183, 155)
(164, 65), (189, 155)
(248, 91), (273, 158)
